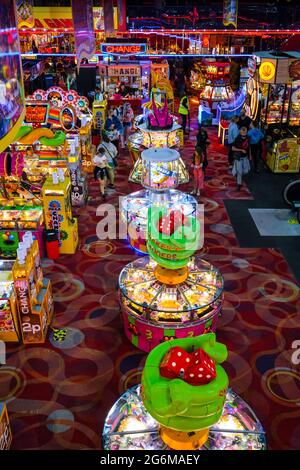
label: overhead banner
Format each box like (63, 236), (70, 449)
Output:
(16, 0), (34, 28)
(117, 0), (127, 32)
(71, 0), (95, 67)
(223, 0), (238, 28)
(104, 0), (114, 35)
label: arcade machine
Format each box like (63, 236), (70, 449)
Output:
(42, 172), (78, 255)
(198, 61), (235, 126)
(103, 334), (267, 450)
(119, 206), (223, 352)
(216, 90), (245, 145)
(246, 52), (300, 173)
(0, 233), (54, 345)
(28, 87), (90, 195)
(98, 61), (151, 113)
(0, 150), (45, 257)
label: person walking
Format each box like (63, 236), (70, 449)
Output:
(227, 116), (240, 167)
(231, 127), (251, 191)
(92, 147), (109, 199)
(191, 148), (205, 197)
(178, 91), (189, 134)
(97, 133), (118, 189)
(247, 121), (264, 173)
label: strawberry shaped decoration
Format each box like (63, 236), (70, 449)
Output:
(184, 348), (216, 385)
(158, 210), (191, 236)
(160, 346), (191, 379)
(159, 346), (216, 385)
(147, 206), (201, 270)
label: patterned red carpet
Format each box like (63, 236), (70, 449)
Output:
(2, 118), (300, 450)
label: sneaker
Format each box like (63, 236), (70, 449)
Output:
(237, 185), (241, 191)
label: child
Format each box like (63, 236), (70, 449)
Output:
(191, 148), (205, 197)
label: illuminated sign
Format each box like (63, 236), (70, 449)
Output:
(108, 66), (141, 77)
(289, 60), (300, 81)
(101, 43), (147, 55)
(259, 61), (276, 82)
(25, 102), (49, 124)
(48, 200), (63, 246)
(247, 57), (257, 77)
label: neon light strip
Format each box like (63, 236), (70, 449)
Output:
(21, 53), (252, 58)
(18, 28), (300, 35)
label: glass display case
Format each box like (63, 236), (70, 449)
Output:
(103, 385), (267, 451)
(118, 256), (224, 352)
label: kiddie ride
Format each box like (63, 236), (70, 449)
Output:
(102, 333), (267, 450)
(119, 207), (223, 352)
(122, 98), (192, 252)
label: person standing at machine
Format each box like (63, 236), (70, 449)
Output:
(178, 90), (190, 134)
(247, 121), (264, 173)
(231, 126), (251, 191)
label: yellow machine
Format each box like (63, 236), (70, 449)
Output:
(12, 236), (53, 344)
(42, 175), (79, 254)
(0, 271), (19, 343)
(150, 71), (174, 113)
(92, 99), (107, 130)
(80, 122), (96, 174)
(266, 137), (300, 173)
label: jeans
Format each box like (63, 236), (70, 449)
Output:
(228, 144), (234, 165)
(107, 166), (115, 185)
(232, 157), (251, 185)
(180, 114), (187, 132)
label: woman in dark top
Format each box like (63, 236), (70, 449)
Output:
(237, 110), (252, 130)
(231, 126), (251, 191)
(196, 126), (210, 169)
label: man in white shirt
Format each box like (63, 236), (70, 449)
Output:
(97, 133), (118, 188)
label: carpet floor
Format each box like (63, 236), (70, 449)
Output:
(2, 112), (300, 450)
